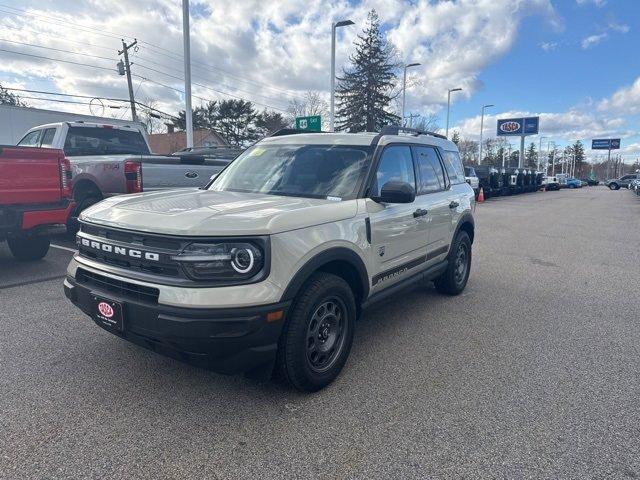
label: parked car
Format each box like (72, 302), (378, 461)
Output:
(581, 177), (599, 186)
(464, 166), (479, 195)
(628, 178), (640, 195)
(0, 146), (74, 260)
(605, 174), (638, 190)
(17, 122), (228, 232)
(565, 177), (582, 189)
(64, 125), (476, 392)
(542, 175), (560, 191)
(474, 165), (503, 197)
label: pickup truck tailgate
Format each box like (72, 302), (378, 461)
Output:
(0, 146), (64, 205)
(139, 156), (227, 191)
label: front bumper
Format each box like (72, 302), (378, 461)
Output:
(64, 275), (290, 376)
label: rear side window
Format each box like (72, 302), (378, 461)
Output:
(414, 146), (445, 194)
(40, 128), (56, 147)
(372, 146), (415, 196)
(18, 130), (42, 147)
(442, 150), (465, 184)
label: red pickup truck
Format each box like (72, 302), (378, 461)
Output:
(0, 146), (74, 260)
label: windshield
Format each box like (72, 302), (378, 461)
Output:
(209, 144), (372, 200)
(63, 126), (150, 156)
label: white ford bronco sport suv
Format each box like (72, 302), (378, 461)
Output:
(64, 126), (475, 392)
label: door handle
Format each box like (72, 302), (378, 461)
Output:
(413, 208), (428, 218)
(449, 201), (459, 209)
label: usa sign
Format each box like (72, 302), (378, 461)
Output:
(592, 138), (621, 150)
(497, 117), (540, 136)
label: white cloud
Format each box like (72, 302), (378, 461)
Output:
(451, 108), (626, 144)
(0, 0), (559, 121)
(539, 41), (558, 51)
(581, 33), (607, 49)
(598, 77), (640, 116)
(576, 0), (606, 6)
(608, 21), (630, 34)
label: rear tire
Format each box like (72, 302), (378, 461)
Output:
(7, 235), (50, 261)
(434, 231), (471, 296)
(66, 196), (101, 236)
(275, 272), (356, 392)
(609, 183), (619, 190)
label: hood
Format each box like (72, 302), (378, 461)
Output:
(80, 189), (358, 236)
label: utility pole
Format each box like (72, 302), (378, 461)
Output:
(182, 0), (193, 148)
(118, 39), (138, 122)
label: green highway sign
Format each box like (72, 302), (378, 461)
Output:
(295, 115), (322, 132)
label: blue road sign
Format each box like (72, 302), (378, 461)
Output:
(497, 117), (539, 136)
(592, 138), (621, 150)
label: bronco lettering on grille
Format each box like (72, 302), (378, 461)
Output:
(79, 237), (160, 262)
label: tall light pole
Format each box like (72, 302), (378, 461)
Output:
(330, 19), (354, 132)
(445, 87), (462, 138)
(182, 0), (193, 148)
(478, 104), (494, 164)
(401, 62), (421, 126)
(537, 136), (547, 172)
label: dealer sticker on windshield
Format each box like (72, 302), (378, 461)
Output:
(326, 196), (342, 202)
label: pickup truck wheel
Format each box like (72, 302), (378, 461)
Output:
(434, 231), (471, 296)
(275, 272), (356, 392)
(66, 196), (101, 235)
(7, 235), (50, 261)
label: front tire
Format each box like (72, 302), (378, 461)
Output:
(7, 235), (50, 261)
(275, 272), (356, 392)
(609, 183), (619, 190)
(434, 231), (472, 296)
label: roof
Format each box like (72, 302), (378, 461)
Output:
(26, 121), (141, 131)
(260, 129), (459, 151)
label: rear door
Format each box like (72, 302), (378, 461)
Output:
(366, 145), (429, 293)
(412, 145), (452, 264)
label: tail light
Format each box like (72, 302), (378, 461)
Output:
(124, 161), (143, 193)
(59, 157), (73, 199)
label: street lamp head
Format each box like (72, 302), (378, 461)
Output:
(449, 87), (462, 93)
(406, 62), (421, 68)
(483, 104), (494, 109)
(335, 20), (355, 28)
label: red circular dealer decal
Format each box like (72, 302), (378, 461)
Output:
(98, 302), (114, 318)
(500, 121), (521, 133)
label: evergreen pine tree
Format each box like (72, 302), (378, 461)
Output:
(526, 142), (537, 169)
(335, 10), (399, 132)
(451, 131), (460, 145)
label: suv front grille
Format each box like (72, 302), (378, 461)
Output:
(76, 268), (159, 304)
(77, 224), (185, 279)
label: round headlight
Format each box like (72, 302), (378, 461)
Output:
(231, 247), (255, 274)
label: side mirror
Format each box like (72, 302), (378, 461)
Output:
(372, 180), (416, 204)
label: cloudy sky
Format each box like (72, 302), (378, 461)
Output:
(1, 0), (639, 160)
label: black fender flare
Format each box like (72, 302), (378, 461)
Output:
(280, 247), (370, 303)
(453, 212), (475, 245)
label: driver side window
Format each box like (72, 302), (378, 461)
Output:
(373, 146), (415, 196)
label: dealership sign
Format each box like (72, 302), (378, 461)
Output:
(591, 138), (621, 150)
(496, 117), (540, 136)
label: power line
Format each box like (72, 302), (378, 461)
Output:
(0, 37), (115, 62)
(0, 47), (115, 71)
(0, 3), (302, 101)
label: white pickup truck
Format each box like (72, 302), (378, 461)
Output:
(17, 122), (233, 231)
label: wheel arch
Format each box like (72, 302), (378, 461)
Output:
(73, 178), (103, 202)
(454, 212), (475, 244)
(280, 247), (370, 313)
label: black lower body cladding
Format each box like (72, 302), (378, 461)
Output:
(64, 276), (290, 377)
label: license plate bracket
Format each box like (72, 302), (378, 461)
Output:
(91, 295), (124, 332)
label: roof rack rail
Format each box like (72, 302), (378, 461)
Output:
(269, 128), (323, 137)
(379, 125), (447, 140)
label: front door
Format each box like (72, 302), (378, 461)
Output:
(367, 145), (429, 294)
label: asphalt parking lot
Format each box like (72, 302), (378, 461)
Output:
(1, 187), (639, 479)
